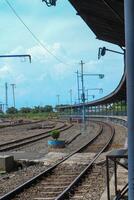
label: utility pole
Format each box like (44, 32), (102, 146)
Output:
(56, 94), (60, 106)
(79, 60), (86, 130)
(0, 103), (3, 113)
(76, 70), (80, 103)
(69, 89), (72, 106)
(69, 89), (73, 116)
(10, 84), (16, 108)
(5, 82), (8, 111)
(2, 104), (4, 112)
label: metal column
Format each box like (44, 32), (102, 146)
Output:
(76, 70), (80, 103)
(95, 106), (97, 115)
(99, 105), (101, 115)
(106, 104), (108, 115)
(124, 1), (134, 198)
(116, 101), (118, 116)
(80, 60), (86, 129)
(121, 100), (123, 115)
(125, 99), (127, 116)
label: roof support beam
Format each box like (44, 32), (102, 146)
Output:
(102, 0), (124, 23)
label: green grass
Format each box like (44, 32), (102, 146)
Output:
(0, 112), (59, 121)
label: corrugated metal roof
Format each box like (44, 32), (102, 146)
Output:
(69, 0), (124, 46)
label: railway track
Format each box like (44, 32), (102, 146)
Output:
(0, 120), (46, 129)
(0, 121), (114, 200)
(0, 122), (72, 152)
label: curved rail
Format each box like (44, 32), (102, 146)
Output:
(0, 122), (73, 152)
(0, 120), (45, 129)
(0, 120), (113, 200)
(0, 121), (103, 200)
(55, 121), (115, 200)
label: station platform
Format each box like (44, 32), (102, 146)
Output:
(0, 151), (96, 165)
(0, 151), (46, 161)
(90, 115), (127, 121)
(90, 115), (127, 128)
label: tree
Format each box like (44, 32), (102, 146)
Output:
(19, 107), (31, 113)
(44, 105), (53, 112)
(6, 107), (18, 114)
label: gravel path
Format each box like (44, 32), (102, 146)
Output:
(0, 120), (128, 198)
(0, 163), (48, 196)
(0, 121), (100, 197)
(70, 121), (128, 200)
(0, 121), (59, 144)
(9, 121), (100, 154)
(109, 123), (127, 150)
(70, 162), (114, 200)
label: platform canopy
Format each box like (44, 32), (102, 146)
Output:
(59, 0), (126, 110)
(69, 0), (125, 47)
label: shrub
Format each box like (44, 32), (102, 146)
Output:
(6, 107), (18, 114)
(50, 130), (60, 140)
(20, 107), (31, 113)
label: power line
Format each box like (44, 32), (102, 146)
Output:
(5, 0), (70, 66)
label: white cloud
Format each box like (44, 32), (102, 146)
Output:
(14, 74), (26, 84)
(85, 60), (102, 72)
(51, 61), (74, 80)
(27, 42), (62, 63)
(17, 88), (29, 97)
(9, 46), (24, 54)
(0, 64), (12, 78)
(37, 73), (47, 81)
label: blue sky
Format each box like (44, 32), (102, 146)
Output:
(0, 0), (124, 109)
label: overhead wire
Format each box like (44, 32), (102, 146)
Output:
(5, 0), (71, 66)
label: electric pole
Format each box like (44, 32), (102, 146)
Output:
(69, 89), (73, 116)
(5, 82), (8, 111)
(56, 94), (60, 106)
(79, 60), (86, 130)
(10, 84), (16, 108)
(76, 70), (80, 103)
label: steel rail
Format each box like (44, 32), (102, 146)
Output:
(0, 121), (103, 200)
(0, 123), (73, 152)
(55, 122), (115, 200)
(0, 124), (55, 148)
(0, 119), (45, 129)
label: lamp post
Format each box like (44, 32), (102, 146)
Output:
(42, 0), (57, 6)
(79, 60), (86, 130)
(78, 60), (104, 131)
(0, 54), (31, 63)
(98, 47), (124, 60)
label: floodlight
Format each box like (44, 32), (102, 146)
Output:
(42, 0), (57, 6)
(99, 74), (104, 79)
(101, 47), (106, 56)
